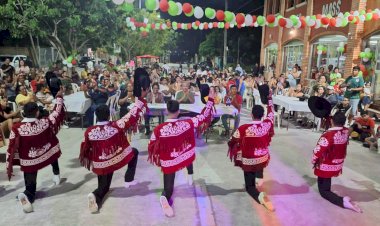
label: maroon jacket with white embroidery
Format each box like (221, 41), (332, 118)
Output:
(312, 127), (349, 178)
(80, 98), (147, 175)
(6, 95), (65, 180)
(228, 97), (274, 172)
(148, 99), (215, 174)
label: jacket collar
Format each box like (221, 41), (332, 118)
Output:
(166, 118), (178, 122)
(96, 121), (109, 126)
(328, 127), (344, 131)
(22, 118), (37, 123)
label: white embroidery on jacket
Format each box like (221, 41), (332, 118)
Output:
(318, 137), (329, 147)
(333, 130), (348, 144)
(88, 126), (118, 141)
(160, 121), (191, 137)
(160, 148), (195, 168)
(28, 143), (52, 158)
(93, 146), (132, 169)
(20, 144), (60, 166)
(18, 119), (49, 136)
(245, 122), (271, 137)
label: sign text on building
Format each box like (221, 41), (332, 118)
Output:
(322, 0), (342, 17)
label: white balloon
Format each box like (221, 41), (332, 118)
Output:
(317, 50), (323, 55)
(125, 0), (135, 3)
(245, 15), (253, 26)
(363, 58), (369, 62)
(339, 42), (345, 47)
(335, 18), (342, 27)
(67, 63), (73, 68)
(131, 26), (136, 31)
(253, 22), (259, 27)
(307, 19), (316, 27)
(338, 13), (344, 18)
(359, 15), (365, 22)
(199, 23), (204, 30)
(176, 2), (182, 15)
(192, 22), (196, 27)
(63, 60), (68, 65)
(194, 6), (204, 19)
(162, 24), (167, 29)
(274, 18), (278, 26)
(126, 17), (131, 23)
(112, 0), (124, 5)
(181, 24), (186, 29)
(143, 18), (149, 24)
(230, 23), (235, 28)
(315, 20), (321, 29)
(242, 23), (246, 27)
(353, 11), (359, 16)
(295, 20), (302, 28)
(208, 22), (213, 28)
(365, 48), (371, 53)
(285, 19), (293, 28)
(155, 0), (159, 10)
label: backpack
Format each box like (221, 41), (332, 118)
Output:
(49, 76), (60, 90)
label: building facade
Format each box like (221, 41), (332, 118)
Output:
(261, 0), (380, 108)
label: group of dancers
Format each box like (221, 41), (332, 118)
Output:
(5, 68), (362, 216)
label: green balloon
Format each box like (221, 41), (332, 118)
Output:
(366, 13), (373, 21)
(311, 15), (317, 20)
(317, 45), (323, 51)
(185, 8), (194, 17)
(145, 0), (156, 11)
(220, 22), (225, 28)
(359, 52), (366, 58)
(344, 12), (351, 17)
(290, 15), (298, 25)
(122, 3), (134, 12)
(339, 47), (344, 52)
(168, 1), (178, 16)
(155, 23), (160, 29)
(67, 56), (73, 63)
(205, 8), (215, 19)
(268, 23), (275, 28)
(360, 10), (366, 15)
(172, 22), (177, 28)
(341, 18), (349, 27)
(257, 15), (265, 25)
(366, 52), (372, 59)
(225, 11), (234, 22)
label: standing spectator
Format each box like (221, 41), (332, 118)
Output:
(362, 82), (373, 111)
(118, 83), (135, 118)
(329, 67), (342, 86)
(350, 110), (375, 143)
(83, 80), (109, 126)
(235, 64), (243, 76)
(292, 65), (301, 85)
(4, 75), (17, 102)
(16, 60), (30, 76)
(252, 63), (259, 77)
(1, 58), (15, 77)
(345, 66), (364, 119)
(144, 83), (164, 135)
(46, 71), (62, 98)
(81, 66), (89, 80)
(222, 85), (242, 136)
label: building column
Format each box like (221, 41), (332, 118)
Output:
(275, 0), (286, 77)
(343, 0), (367, 78)
(260, 1), (267, 70)
(301, 0), (314, 85)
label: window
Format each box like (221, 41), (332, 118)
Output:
(287, 0), (295, 9)
(368, 34), (380, 100)
(309, 35), (347, 78)
(282, 41), (304, 72)
(265, 43), (278, 71)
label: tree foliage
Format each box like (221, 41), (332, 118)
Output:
(198, 30), (223, 58)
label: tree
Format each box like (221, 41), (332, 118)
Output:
(0, 0), (50, 66)
(198, 30), (223, 58)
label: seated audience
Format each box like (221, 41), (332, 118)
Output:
(350, 110), (375, 143)
(144, 83), (164, 135)
(222, 85), (242, 136)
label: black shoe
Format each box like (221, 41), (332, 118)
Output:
(363, 143), (370, 148)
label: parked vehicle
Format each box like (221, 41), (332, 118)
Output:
(0, 55), (33, 69)
(78, 56), (95, 68)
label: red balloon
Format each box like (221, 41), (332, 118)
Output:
(216, 10), (225, 21)
(236, 13), (245, 25)
(187, 23), (191, 29)
(71, 59), (77, 65)
(348, 15), (354, 21)
(329, 18), (336, 27)
(367, 9), (372, 13)
(279, 18), (287, 27)
(252, 15), (257, 23)
(373, 13), (380, 20)
(321, 17), (330, 25)
(355, 16), (360, 24)
(204, 23), (209, 30)
(316, 14), (322, 19)
(195, 20), (201, 26)
(141, 31), (148, 38)
(177, 23), (181, 29)
(213, 22), (218, 28)
(300, 18), (306, 28)
(266, 14), (275, 23)
(225, 23), (230, 29)
(182, 3), (192, 14)
(151, 24), (156, 29)
(159, 0), (169, 12)
(359, 64), (366, 72)
(237, 24), (242, 29)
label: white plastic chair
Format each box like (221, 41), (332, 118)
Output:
(243, 88), (254, 110)
(93, 91), (121, 125)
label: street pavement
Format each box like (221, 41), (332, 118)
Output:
(0, 110), (380, 226)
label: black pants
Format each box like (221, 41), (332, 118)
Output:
(317, 177), (344, 208)
(161, 163), (193, 201)
(93, 148), (139, 206)
(244, 169), (263, 204)
(23, 160), (60, 203)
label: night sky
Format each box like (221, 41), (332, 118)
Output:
(159, 0), (265, 62)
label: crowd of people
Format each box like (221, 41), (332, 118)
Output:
(0, 56), (376, 217)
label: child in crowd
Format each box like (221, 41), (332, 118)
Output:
(362, 82), (373, 111)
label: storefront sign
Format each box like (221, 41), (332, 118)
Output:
(322, 0), (342, 17)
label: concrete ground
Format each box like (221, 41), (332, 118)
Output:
(0, 111), (380, 226)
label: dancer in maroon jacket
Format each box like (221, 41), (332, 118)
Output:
(312, 112), (362, 213)
(7, 88), (65, 213)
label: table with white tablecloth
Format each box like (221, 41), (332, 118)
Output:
(145, 103), (238, 117)
(272, 95), (311, 130)
(63, 91), (92, 114)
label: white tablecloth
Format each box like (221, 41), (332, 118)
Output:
(144, 103), (238, 117)
(272, 95), (311, 113)
(63, 92), (92, 114)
